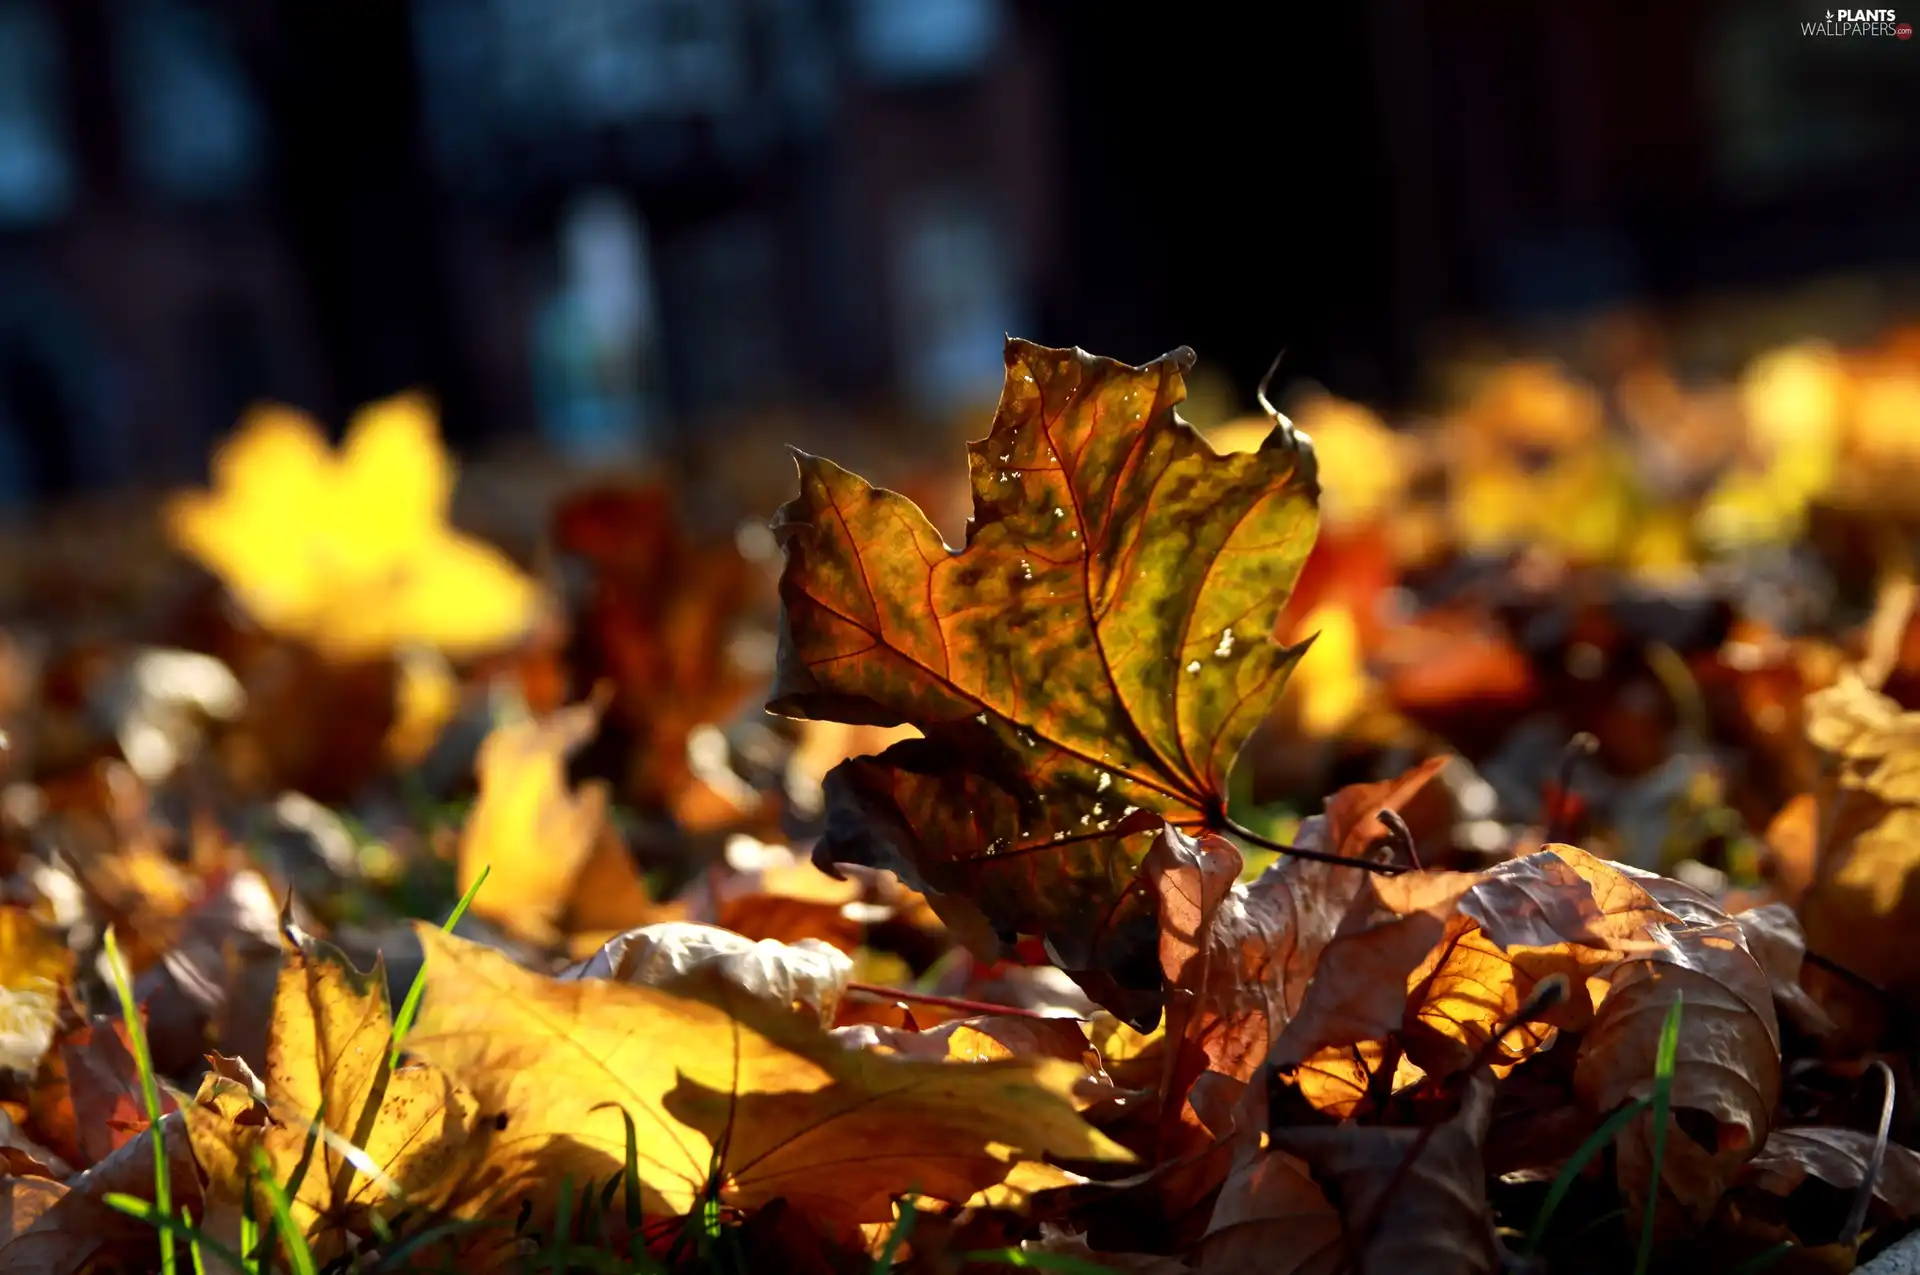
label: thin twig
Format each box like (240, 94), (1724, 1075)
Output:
(1842, 1059), (1897, 1248)
(1378, 809), (1421, 870)
(1224, 817), (1408, 876)
(1255, 350), (1288, 420)
(1545, 732), (1598, 844)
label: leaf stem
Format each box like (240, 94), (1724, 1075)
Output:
(843, 981), (1061, 1021)
(1842, 1059), (1896, 1248)
(1221, 817), (1407, 875)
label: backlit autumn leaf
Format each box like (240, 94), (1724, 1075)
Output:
(183, 935), (479, 1260)
(770, 338), (1318, 998)
(0, 906), (72, 1075)
(27, 1011), (177, 1169)
(164, 394), (544, 661)
(455, 692), (666, 952)
(403, 926), (1131, 1234)
(1574, 870), (1780, 1231)
(1147, 757), (1452, 1095)
(552, 486), (762, 826)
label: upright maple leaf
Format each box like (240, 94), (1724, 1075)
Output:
(770, 339), (1319, 996)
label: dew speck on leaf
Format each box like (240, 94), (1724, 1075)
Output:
(1215, 628), (1235, 658)
(1186, 660), (1202, 673)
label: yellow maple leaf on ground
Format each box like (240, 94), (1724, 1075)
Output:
(165, 394), (544, 661)
(457, 693), (670, 952)
(184, 935), (478, 1261)
(404, 926), (1131, 1234)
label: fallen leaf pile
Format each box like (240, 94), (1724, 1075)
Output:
(0, 325), (1918, 1274)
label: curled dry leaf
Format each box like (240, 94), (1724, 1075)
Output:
(1148, 758), (1452, 1095)
(1803, 802), (1920, 1006)
(770, 338), (1319, 1012)
(564, 921), (853, 1028)
(164, 393), (544, 661)
(1270, 847), (1671, 1102)
(184, 934), (479, 1261)
(1213, 1070), (1503, 1275)
(1573, 874), (1781, 1231)
(1733, 902), (1834, 1038)
(0, 1110), (200, 1275)
(1804, 671), (1920, 801)
(1739, 1125), (1920, 1219)
(1195, 1140), (1342, 1275)
(404, 926), (1131, 1234)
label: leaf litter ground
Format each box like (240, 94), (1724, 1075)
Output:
(2, 333), (1920, 1272)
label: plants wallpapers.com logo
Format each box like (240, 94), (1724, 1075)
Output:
(1802, 7), (1913, 35)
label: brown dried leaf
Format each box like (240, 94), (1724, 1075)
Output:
(1574, 903), (1781, 1230)
(1147, 760), (1450, 1091)
(1262, 1070), (1502, 1275)
(0, 1111), (201, 1275)
(1739, 1126), (1920, 1218)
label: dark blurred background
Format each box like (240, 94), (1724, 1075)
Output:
(1, 0), (1917, 505)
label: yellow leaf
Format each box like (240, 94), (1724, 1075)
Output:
(0, 907), (71, 1074)
(457, 697), (612, 949)
(183, 938), (478, 1261)
(165, 394), (542, 660)
(1288, 602), (1369, 738)
(404, 926), (1132, 1231)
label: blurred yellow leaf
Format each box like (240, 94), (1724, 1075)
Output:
(457, 697), (612, 950)
(1204, 395), (1408, 530)
(0, 907), (72, 1073)
(165, 394), (543, 661)
(184, 939), (478, 1261)
(405, 926), (1131, 1230)
(1287, 603), (1369, 738)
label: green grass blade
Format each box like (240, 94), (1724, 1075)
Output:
(103, 926), (176, 1275)
(182, 1205), (208, 1275)
(870, 1197), (919, 1273)
(104, 1195), (249, 1275)
(552, 1176), (574, 1275)
(1634, 992), (1686, 1275)
(239, 1178), (259, 1273)
(619, 1107), (643, 1235)
(391, 864), (491, 1067)
(1523, 1096), (1652, 1255)
(1729, 1241), (1795, 1274)
(252, 1147), (319, 1275)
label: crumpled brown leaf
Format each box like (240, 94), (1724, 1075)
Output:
(1805, 671), (1920, 801)
(0, 1110), (201, 1275)
(1574, 867), (1781, 1231)
(1146, 758), (1450, 1093)
(564, 921), (853, 1027)
(1738, 1125), (1920, 1219)
(1205, 1071), (1502, 1275)
(1269, 847), (1670, 1097)
(28, 1010), (177, 1170)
